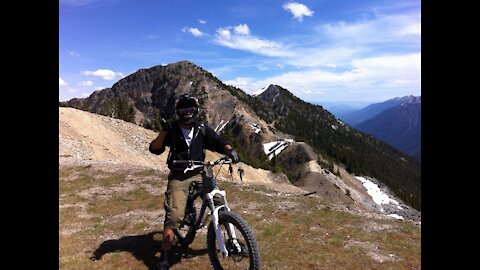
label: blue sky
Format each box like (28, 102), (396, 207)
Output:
(59, 0), (421, 104)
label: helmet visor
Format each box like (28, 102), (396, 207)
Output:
(176, 97), (199, 108)
(178, 106), (197, 115)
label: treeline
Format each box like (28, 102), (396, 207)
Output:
(242, 86), (421, 210)
(276, 107), (420, 209)
(66, 95), (136, 124)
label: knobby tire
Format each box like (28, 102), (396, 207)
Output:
(207, 211), (261, 270)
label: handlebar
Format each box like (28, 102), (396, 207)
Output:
(173, 155), (236, 177)
(172, 156), (233, 167)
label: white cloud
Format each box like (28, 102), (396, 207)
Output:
(224, 77), (260, 92)
(216, 28), (231, 40)
(81, 69), (124, 80)
(351, 53), (420, 71)
(346, 53), (421, 89)
(234, 24), (250, 35)
(198, 19), (207, 24)
(78, 80), (93, 87)
(59, 77), (67, 87)
(68, 51), (80, 57)
(215, 24), (292, 57)
(182, 27), (204, 37)
(236, 53), (420, 100)
(398, 22), (421, 36)
(319, 13), (420, 45)
(283, 1), (314, 22)
(94, 86), (106, 91)
(287, 47), (364, 68)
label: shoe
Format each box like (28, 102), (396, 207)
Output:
(156, 251), (170, 270)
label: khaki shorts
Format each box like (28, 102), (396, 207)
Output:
(163, 171), (222, 229)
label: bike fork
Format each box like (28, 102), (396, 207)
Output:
(207, 190), (237, 257)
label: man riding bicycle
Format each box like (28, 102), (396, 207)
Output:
(149, 94), (239, 269)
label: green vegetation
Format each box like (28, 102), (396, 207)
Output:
(199, 80), (420, 209)
(68, 94), (136, 123)
(221, 127), (278, 171)
(148, 108), (165, 132)
(111, 96), (136, 123)
(243, 85), (421, 210)
(60, 165), (420, 270)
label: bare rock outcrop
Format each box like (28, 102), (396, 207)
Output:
(59, 107), (302, 192)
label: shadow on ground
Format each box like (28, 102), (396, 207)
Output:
(90, 231), (208, 270)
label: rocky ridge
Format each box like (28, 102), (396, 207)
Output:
(59, 107), (304, 194)
(59, 107), (420, 223)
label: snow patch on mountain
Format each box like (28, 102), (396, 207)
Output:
(263, 140), (293, 160)
(251, 85), (269, 96)
(214, 120), (229, 133)
(249, 122), (261, 133)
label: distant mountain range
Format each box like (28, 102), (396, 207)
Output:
(315, 101), (371, 117)
(324, 96), (421, 162)
(355, 97), (421, 161)
(336, 96), (417, 127)
(62, 60), (421, 210)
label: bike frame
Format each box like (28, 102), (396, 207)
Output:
(183, 160), (240, 257)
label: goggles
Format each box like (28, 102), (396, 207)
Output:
(178, 106), (197, 115)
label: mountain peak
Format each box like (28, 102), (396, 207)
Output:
(257, 84), (296, 101)
(401, 95), (421, 105)
(252, 84), (281, 97)
(392, 95), (421, 107)
(171, 60), (195, 66)
(391, 95), (420, 104)
(262, 84), (280, 95)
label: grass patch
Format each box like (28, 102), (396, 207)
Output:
(87, 188), (160, 217)
(60, 165), (420, 270)
(131, 168), (159, 177)
(60, 166), (127, 195)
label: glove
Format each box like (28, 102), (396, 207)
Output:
(227, 150), (239, 164)
(159, 118), (171, 132)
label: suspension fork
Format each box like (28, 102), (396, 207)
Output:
(207, 189), (238, 257)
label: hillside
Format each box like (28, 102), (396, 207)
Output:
(356, 97), (421, 161)
(59, 107), (421, 270)
(59, 107), (297, 188)
(253, 85), (421, 210)
(60, 106), (420, 217)
(63, 60), (420, 210)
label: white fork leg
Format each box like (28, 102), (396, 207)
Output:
(227, 223), (242, 252)
(207, 192), (229, 256)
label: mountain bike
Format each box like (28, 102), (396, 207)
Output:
(172, 156), (261, 270)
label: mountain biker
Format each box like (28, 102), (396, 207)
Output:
(149, 93), (239, 269)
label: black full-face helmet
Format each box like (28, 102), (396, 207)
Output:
(175, 94), (200, 125)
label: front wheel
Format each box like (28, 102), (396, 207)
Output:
(207, 211), (261, 270)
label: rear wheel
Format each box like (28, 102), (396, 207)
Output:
(207, 211), (261, 270)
